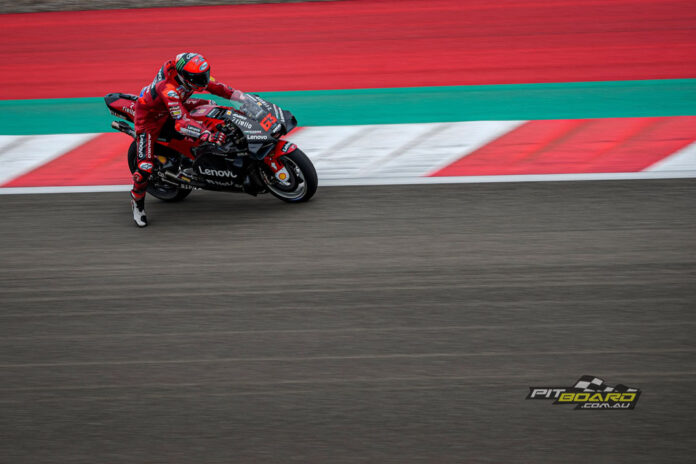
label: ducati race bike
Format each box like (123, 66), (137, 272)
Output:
(104, 93), (317, 203)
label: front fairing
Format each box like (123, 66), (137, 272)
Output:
(187, 95), (297, 160)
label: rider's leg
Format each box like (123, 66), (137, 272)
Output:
(131, 131), (154, 227)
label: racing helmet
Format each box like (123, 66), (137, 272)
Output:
(175, 53), (211, 91)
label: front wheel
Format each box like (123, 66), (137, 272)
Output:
(259, 149), (318, 203)
(127, 141), (191, 202)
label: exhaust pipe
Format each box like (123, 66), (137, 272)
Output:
(111, 121), (136, 138)
(160, 171), (197, 189)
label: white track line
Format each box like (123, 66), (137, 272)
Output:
(0, 185), (132, 195)
(318, 171), (696, 186)
(0, 171), (694, 195)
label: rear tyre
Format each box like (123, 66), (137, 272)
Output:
(127, 141), (192, 202)
(259, 149), (317, 203)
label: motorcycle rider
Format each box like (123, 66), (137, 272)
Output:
(131, 52), (247, 227)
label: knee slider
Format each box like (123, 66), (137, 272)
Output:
(137, 161), (154, 173)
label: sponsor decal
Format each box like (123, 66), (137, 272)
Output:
(200, 62), (209, 71)
(138, 162), (153, 171)
(167, 90), (180, 99)
(233, 118), (253, 129)
(281, 143), (297, 153)
(176, 54), (196, 71)
(247, 134), (268, 141)
(137, 134), (147, 159)
(180, 125), (201, 137)
(274, 166), (290, 183)
(168, 103), (182, 119)
(527, 376), (641, 410)
(198, 166), (238, 178)
(205, 179), (238, 187)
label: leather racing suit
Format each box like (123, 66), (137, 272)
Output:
(131, 59), (242, 202)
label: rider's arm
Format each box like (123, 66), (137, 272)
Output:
(159, 83), (211, 139)
(206, 77), (245, 102)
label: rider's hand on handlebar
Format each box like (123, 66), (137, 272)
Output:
(230, 89), (247, 103)
(200, 131), (226, 146)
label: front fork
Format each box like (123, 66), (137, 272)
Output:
(263, 140), (297, 184)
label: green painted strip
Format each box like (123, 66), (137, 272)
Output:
(1, 79), (694, 135)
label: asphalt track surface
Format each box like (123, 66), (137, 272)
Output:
(1, 180), (695, 463)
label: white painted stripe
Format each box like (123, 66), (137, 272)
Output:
(0, 170), (693, 195)
(388, 120), (524, 177)
(0, 136), (25, 153)
(644, 141), (696, 172)
(0, 133), (97, 185)
(288, 121), (524, 179)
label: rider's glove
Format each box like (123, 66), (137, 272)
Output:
(230, 89), (247, 102)
(200, 131), (226, 146)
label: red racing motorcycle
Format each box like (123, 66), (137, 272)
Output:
(104, 93), (317, 203)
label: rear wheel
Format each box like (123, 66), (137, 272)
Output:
(127, 141), (192, 202)
(259, 149), (317, 203)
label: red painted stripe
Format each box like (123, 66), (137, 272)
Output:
(4, 133), (132, 187)
(2, 0), (695, 99)
(431, 116), (696, 176)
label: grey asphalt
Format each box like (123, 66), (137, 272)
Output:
(0, 180), (694, 463)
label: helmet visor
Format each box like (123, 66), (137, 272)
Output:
(183, 69), (210, 89)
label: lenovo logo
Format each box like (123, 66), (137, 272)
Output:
(198, 166), (237, 178)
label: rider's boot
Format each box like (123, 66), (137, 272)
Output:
(131, 198), (148, 227)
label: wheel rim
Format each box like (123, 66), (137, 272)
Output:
(260, 157), (307, 201)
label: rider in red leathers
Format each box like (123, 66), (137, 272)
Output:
(131, 52), (247, 227)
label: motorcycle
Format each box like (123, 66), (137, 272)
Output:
(104, 92), (317, 203)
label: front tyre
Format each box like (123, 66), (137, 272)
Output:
(127, 141), (191, 202)
(260, 149), (318, 203)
